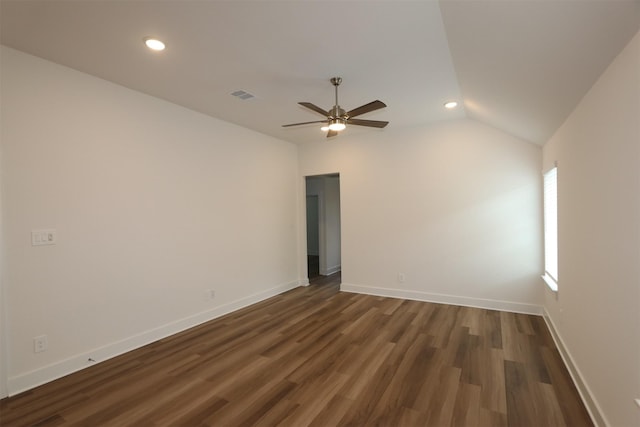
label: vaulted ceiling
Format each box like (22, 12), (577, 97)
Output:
(1, 0), (638, 145)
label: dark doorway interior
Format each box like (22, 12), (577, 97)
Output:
(306, 194), (320, 278)
(307, 255), (320, 279)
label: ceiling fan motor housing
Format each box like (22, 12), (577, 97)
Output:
(329, 106), (346, 120)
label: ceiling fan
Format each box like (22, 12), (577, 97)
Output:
(282, 77), (389, 138)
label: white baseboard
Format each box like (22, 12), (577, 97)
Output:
(542, 310), (606, 427)
(340, 283), (543, 315)
(321, 264), (341, 276)
(7, 280), (300, 396)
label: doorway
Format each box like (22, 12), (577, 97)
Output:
(305, 174), (341, 280)
(306, 195), (320, 278)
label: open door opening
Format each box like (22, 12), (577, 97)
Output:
(305, 174), (341, 282)
(306, 194), (320, 278)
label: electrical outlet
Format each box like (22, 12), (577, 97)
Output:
(202, 289), (216, 301)
(34, 335), (48, 353)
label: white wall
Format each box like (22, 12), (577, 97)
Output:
(323, 176), (341, 275)
(542, 31), (640, 427)
(299, 119), (543, 313)
(306, 177), (323, 258)
(0, 46), (299, 395)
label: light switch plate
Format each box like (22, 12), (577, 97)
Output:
(32, 229), (57, 246)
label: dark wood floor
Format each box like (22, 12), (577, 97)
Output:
(0, 273), (592, 426)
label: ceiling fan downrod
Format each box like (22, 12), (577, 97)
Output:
(330, 77), (345, 119)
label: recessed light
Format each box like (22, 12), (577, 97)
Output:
(144, 37), (165, 51)
(444, 101), (458, 109)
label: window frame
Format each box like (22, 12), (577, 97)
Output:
(542, 165), (558, 292)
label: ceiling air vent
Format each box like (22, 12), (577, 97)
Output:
(231, 90), (255, 100)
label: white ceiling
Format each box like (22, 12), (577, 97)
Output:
(1, 0), (638, 146)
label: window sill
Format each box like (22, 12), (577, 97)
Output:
(541, 274), (558, 292)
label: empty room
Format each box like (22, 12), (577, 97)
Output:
(0, 1), (638, 426)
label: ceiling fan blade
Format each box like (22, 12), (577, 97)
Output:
(346, 100), (386, 118)
(327, 130), (338, 138)
(347, 118), (389, 128)
(282, 120), (327, 128)
(299, 102), (330, 117)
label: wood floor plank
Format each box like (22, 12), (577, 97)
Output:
(459, 306), (483, 336)
(146, 381), (227, 426)
(480, 347), (508, 414)
(337, 361), (398, 426)
(379, 296), (405, 315)
(533, 382), (568, 427)
(501, 311), (534, 363)
(88, 376), (218, 426)
(526, 334), (553, 384)
(371, 332), (434, 415)
(0, 273), (593, 427)
(282, 371), (349, 426)
(541, 346), (594, 426)
(307, 394), (353, 427)
(430, 304), (462, 349)
(167, 396), (228, 426)
(246, 397), (299, 427)
(479, 407), (509, 427)
(515, 312), (537, 335)
(455, 328), (483, 386)
(421, 365), (462, 426)
(485, 309), (503, 349)
(211, 379), (298, 427)
(451, 382), (482, 427)
(338, 341), (395, 400)
(505, 359), (538, 426)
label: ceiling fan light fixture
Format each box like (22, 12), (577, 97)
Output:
(320, 125), (330, 132)
(444, 101), (458, 109)
(144, 37), (166, 51)
(328, 119), (346, 131)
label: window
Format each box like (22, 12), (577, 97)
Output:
(543, 166), (558, 291)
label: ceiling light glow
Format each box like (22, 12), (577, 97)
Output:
(144, 38), (165, 51)
(320, 125), (330, 132)
(444, 101), (458, 109)
(328, 119), (346, 131)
